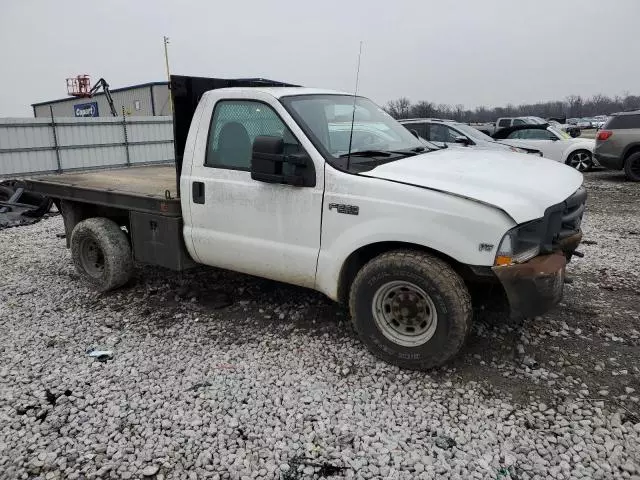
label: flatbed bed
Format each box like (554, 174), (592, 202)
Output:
(26, 165), (181, 216)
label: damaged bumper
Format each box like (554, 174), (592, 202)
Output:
(492, 252), (567, 319)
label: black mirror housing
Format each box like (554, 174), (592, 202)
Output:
(453, 136), (471, 145)
(251, 136), (316, 187)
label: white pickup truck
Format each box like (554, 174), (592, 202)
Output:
(28, 75), (586, 370)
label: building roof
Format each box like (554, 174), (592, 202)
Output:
(32, 81), (168, 107)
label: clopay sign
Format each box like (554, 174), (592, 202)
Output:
(74, 102), (99, 117)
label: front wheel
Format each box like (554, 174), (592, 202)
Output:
(349, 250), (472, 370)
(566, 150), (594, 172)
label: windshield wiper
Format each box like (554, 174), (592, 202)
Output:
(339, 147), (429, 158)
(401, 146), (427, 154)
(339, 150), (393, 158)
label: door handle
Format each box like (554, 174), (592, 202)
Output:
(192, 181), (205, 204)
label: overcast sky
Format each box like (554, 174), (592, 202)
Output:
(2, 0), (639, 116)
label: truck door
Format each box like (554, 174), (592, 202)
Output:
(184, 96), (323, 288)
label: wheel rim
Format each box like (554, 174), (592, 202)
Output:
(630, 157), (640, 177)
(372, 280), (438, 347)
(569, 152), (592, 171)
(79, 238), (105, 278)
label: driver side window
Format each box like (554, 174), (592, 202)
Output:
(206, 100), (302, 170)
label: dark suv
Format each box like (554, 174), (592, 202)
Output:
(595, 110), (640, 181)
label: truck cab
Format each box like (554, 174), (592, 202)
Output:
(28, 75), (587, 370)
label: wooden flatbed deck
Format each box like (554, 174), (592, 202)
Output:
(27, 165), (182, 216)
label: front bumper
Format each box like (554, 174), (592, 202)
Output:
(492, 252), (567, 319)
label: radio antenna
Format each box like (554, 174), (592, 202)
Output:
(346, 41), (363, 171)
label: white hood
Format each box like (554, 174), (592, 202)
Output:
(361, 149), (583, 224)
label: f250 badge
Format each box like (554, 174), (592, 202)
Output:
(328, 203), (359, 215)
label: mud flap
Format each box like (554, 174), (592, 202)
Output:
(492, 253), (567, 319)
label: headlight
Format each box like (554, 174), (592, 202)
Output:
(495, 220), (544, 266)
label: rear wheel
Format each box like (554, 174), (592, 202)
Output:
(349, 250), (472, 370)
(624, 152), (640, 182)
(71, 217), (133, 291)
(566, 150), (593, 172)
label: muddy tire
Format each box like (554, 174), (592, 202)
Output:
(71, 217), (133, 292)
(349, 250), (472, 370)
(624, 152), (640, 182)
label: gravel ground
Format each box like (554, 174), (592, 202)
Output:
(1, 170), (639, 480)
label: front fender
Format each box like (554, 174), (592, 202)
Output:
(315, 211), (511, 301)
(562, 142), (595, 162)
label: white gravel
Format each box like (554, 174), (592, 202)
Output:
(1, 172), (640, 479)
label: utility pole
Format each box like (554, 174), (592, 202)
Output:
(163, 36), (172, 113)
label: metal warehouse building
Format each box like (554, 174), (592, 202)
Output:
(32, 82), (170, 118)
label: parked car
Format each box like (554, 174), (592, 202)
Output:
(548, 120), (581, 138)
(577, 118), (593, 129)
(469, 122), (496, 136)
(495, 116), (545, 130)
(399, 118), (542, 155)
(593, 117), (608, 130)
(594, 110), (640, 181)
(24, 75), (586, 371)
(493, 123), (598, 171)
(496, 116), (580, 137)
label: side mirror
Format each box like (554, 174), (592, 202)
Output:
(251, 136), (316, 187)
(453, 136), (471, 146)
(410, 129), (420, 139)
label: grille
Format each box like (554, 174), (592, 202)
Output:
(541, 187), (587, 252)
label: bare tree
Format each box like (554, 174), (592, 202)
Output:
(384, 92), (638, 123)
(385, 97), (412, 119)
(566, 95), (583, 118)
(410, 101), (436, 118)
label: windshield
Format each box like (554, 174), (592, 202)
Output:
(548, 125), (570, 139)
(454, 123), (495, 142)
(281, 94), (431, 170)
